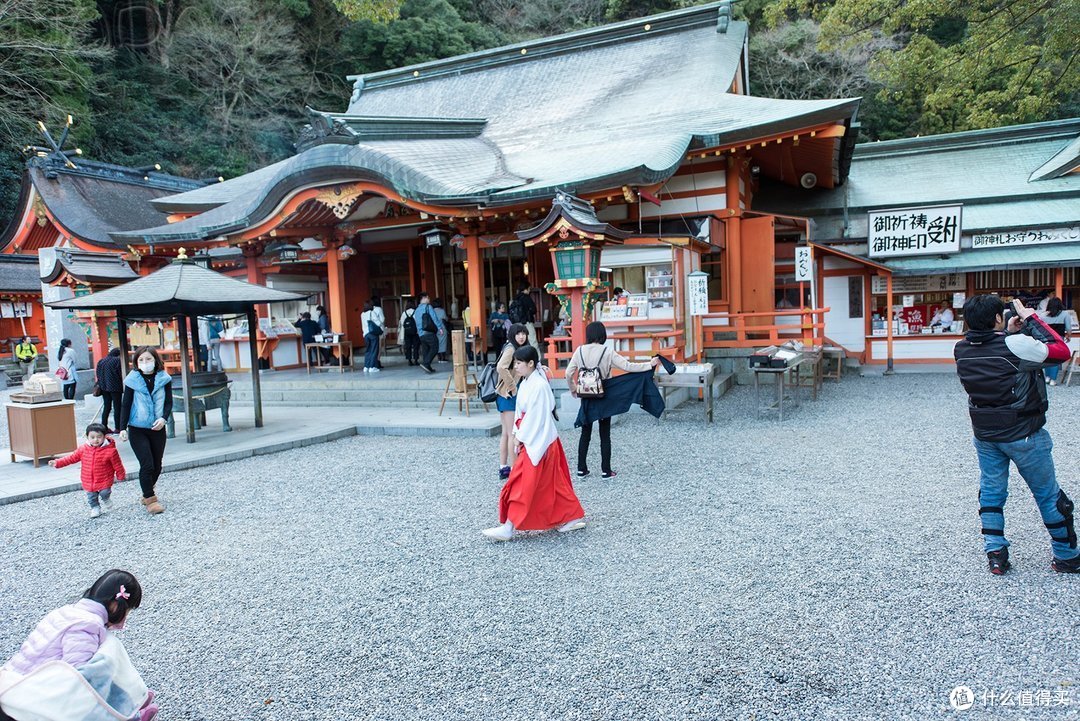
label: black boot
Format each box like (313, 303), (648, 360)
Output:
(987, 548), (1011, 575)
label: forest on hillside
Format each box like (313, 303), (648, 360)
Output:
(1, 0), (1076, 221)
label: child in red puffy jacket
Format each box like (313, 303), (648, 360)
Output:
(50, 423), (126, 519)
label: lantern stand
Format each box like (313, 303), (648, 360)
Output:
(516, 192), (629, 350)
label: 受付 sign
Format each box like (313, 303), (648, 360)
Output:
(868, 204), (962, 258)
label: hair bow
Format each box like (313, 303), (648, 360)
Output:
(115, 585), (130, 601)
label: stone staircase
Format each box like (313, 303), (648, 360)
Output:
(229, 375), (464, 409)
(0, 358), (28, 387)
(229, 369), (736, 411)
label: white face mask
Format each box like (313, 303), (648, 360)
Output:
(138, 360), (156, 374)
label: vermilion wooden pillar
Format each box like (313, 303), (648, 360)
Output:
(325, 247), (348, 335)
(464, 235), (486, 348)
(89, 312), (111, 363)
(725, 154), (743, 314)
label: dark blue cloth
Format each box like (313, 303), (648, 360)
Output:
(575, 371), (664, 427)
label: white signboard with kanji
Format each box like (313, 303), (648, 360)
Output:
(971, 225), (1080, 249)
(687, 271), (709, 316)
(794, 246), (813, 281)
(868, 204), (962, 258)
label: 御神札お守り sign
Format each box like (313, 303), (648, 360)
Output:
(867, 204), (962, 258)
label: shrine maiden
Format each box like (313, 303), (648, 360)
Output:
(483, 345), (586, 541)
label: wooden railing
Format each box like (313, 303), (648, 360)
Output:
(698, 307), (829, 349)
(544, 327), (685, 378)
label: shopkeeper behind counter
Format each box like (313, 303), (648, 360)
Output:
(931, 303), (955, 330)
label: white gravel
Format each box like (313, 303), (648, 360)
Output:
(1, 373), (1077, 720)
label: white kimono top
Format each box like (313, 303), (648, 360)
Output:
(513, 370), (559, 466)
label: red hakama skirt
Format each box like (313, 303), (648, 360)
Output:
(498, 438), (585, 531)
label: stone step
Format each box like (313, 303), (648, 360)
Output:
(229, 387), (447, 402)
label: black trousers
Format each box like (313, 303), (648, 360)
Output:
(403, 333), (420, 363)
(128, 426), (167, 498)
(419, 334), (438, 367)
(101, 391), (123, 430)
(63, 383), (76, 400)
(578, 417), (612, 474)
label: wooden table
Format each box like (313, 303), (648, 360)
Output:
(655, 362), (716, 423)
(6, 400), (77, 467)
(751, 360), (802, 421)
(305, 341), (353, 373)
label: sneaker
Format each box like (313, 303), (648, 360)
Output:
(987, 548), (1011, 575)
(482, 522), (514, 541)
(1051, 555), (1080, 573)
(1049, 379), (1057, 386)
(558, 517), (587, 533)
(369, 367), (381, 373)
(576, 470), (590, 478)
(362, 367), (369, 373)
(601, 470), (618, 479)
(90, 506), (101, 519)
(420, 364), (435, 374)
(498, 465), (511, 480)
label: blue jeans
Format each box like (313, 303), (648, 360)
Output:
(973, 428), (1079, 560)
(86, 488), (112, 509)
(364, 333), (380, 369)
(1045, 364), (1060, 382)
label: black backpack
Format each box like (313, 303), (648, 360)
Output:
(508, 298), (525, 324)
(478, 362), (499, 403)
(421, 306), (438, 333)
(402, 310), (417, 336)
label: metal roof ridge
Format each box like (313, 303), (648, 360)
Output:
(852, 118), (1080, 158)
(348, 2), (738, 91)
(28, 156), (205, 192)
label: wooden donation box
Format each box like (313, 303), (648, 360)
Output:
(7, 400), (78, 467)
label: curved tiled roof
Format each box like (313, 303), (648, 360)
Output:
(48, 259), (305, 316)
(0, 157), (205, 251)
(129, 2), (859, 244)
(0, 255), (42, 293)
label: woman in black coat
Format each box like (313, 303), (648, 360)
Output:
(95, 347), (124, 432)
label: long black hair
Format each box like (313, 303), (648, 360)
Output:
(58, 338), (72, 360)
(507, 323), (529, 349)
(83, 569), (142, 625)
(1047, 297), (1065, 316)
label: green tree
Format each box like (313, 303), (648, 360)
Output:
(161, 0), (305, 164)
(769, 0), (1080, 136)
(338, 0), (503, 74)
(0, 0), (107, 220)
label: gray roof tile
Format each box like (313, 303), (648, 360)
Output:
(130, 3), (858, 244)
(48, 260), (305, 317)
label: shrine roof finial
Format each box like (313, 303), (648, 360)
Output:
(25, 115), (81, 177)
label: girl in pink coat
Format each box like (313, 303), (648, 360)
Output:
(2, 570), (158, 720)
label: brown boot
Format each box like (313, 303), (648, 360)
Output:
(142, 495), (165, 514)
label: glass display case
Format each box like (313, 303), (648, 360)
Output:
(646, 263), (674, 309)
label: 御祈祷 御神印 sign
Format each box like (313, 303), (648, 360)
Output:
(868, 204), (962, 258)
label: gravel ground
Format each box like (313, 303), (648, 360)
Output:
(1, 373), (1077, 720)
